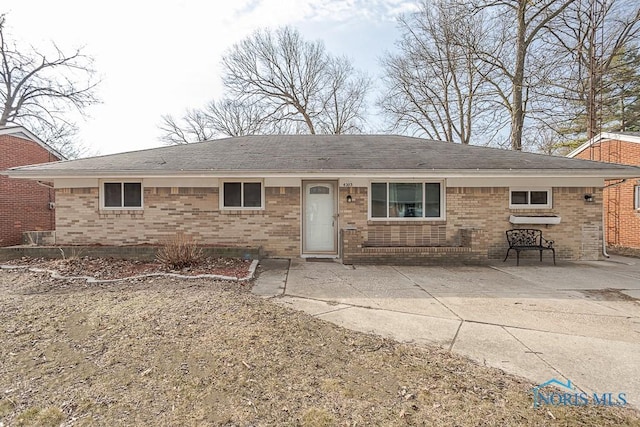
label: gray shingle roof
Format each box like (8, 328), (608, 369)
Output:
(7, 134), (640, 176)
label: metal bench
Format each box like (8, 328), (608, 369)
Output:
(504, 229), (556, 266)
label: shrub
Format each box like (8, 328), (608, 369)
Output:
(156, 234), (204, 270)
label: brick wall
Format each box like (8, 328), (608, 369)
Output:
(342, 228), (486, 265)
(447, 187), (603, 260)
(574, 140), (640, 249)
(53, 183), (602, 262)
(0, 134), (59, 246)
(340, 186), (603, 263)
(54, 186), (301, 257)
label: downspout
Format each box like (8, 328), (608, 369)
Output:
(601, 179), (628, 258)
(602, 207), (609, 258)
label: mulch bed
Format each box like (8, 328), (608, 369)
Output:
(1, 256), (253, 280)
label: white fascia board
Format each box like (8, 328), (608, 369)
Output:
(6, 168), (640, 181)
(567, 132), (640, 158)
(0, 125), (65, 160)
(566, 134), (602, 158)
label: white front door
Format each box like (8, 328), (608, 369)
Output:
(303, 181), (337, 254)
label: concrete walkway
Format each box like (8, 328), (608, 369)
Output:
(252, 256), (640, 409)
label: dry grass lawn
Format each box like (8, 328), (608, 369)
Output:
(1, 268), (639, 426)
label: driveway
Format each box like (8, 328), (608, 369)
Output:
(252, 256), (640, 409)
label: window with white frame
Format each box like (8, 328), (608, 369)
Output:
(370, 182), (443, 219)
(221, 181), (263, 209)
(102, 182), (142, 208)
(509, 188), (552, 209)
(635, 185), (640, 210)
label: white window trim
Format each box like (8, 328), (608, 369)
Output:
(99, 180), (144, 210)
(368, 180), (446, 221)
(219, 179), (265, 210)
(635, 185), (640, 210)
(509, 187), (552, 209)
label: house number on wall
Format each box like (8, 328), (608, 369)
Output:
(342, 182), (353, 187)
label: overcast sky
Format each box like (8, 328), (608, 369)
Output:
(5, 0), (418, 155)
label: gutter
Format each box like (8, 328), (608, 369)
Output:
(5, 168), (640, 180)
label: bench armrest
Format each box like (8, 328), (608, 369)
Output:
(542, 237), (554, 248)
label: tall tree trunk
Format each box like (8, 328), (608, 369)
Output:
(510, 1), (528, 151)
(302, 112), (316, 134)
(586, 2), (598, 140)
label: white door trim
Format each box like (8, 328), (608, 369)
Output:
(301, 180), (338, 255)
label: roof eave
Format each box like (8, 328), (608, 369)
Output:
(567, 132), (640, 158)
(5, 168), (640, 180)
(0, 125), (66, 160)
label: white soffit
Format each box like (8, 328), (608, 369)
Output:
(447, 177), (604, 187)
(53, 178), (99, 188)
(143, 177), (217, 187)
(265, 177), (301, 187)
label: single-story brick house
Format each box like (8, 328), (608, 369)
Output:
(568, 132), (640, 253)
(4, 135), (640, 264)
(0, 125), (64, 246)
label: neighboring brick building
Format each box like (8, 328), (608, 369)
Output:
(6, 135), (640, 264)
(569, 132), (640, 252)
(0, 126), (63, 246)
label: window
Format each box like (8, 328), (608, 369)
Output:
(510, 188), (552, 209)
(310, 186), (330, 195)
(370, 182), (443, 220)
(102, 182), (142, 208)
(222, 181), (263, 209)
(635, 186), (640, 210)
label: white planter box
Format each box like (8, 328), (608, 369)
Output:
(509, 215), (561, 225)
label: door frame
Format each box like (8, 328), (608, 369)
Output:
(301, 180), (339, 256)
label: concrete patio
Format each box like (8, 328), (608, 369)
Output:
(253, 256), (640, 409)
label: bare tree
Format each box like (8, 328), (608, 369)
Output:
(521, 122), (570, 155)
(473, 0), (576, 150)
(544, 0), (640, 141)
(0, 14), (99, 157)
(205, 98), (272, 137)
(159, 110), (216, 145)
(159, 97), (288, 144)
(221, 26), (370, 135)
(379, 0), (502, 144)
(318, 56), (371, 134)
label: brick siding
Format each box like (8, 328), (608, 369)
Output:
(340, 186), (603, 264)
(574, 140), (640, 249)
(54, 183), (602, 263)
(55, 186), (301, 257)
(0, 134), (59, 246)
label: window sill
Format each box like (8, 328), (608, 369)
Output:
(509, 205), (552, 210)
(99, 209), (144, 219)
(368, 219), (446, 226)
(220, 209), (265, 215)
